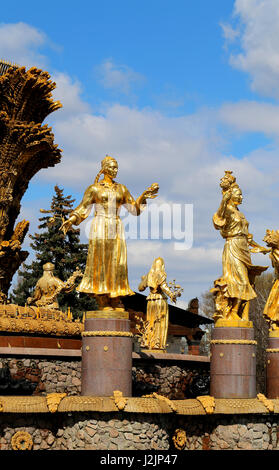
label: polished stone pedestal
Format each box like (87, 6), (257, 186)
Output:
(266, 332), (279, 398)
(81, 310), (133, 396)
(210, 323), (257, 398)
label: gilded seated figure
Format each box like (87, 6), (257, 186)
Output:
(27, 262), (81, 310)
(211, 171), (268, 324)
(60, 155), (159, 310)
(138, 257), (182, 352)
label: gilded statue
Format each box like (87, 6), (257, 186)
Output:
(60, 156), (159, 310)
(137, 257), (183, 352)
(27, 262), (82, 309)
(261, 229), (279, 330)
(211, 171), (268, 324)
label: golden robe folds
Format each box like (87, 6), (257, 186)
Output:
(213, 208), (259, 302)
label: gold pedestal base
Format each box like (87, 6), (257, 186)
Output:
(215, 319), (253, 328)
(269, 329), (279, 338)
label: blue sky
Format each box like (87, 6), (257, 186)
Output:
(1, 0), (258, 112)
(2, 0), (279, 308)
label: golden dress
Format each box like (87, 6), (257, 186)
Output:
(213, 205), (264, 301)
(139, 269), (173, 350)
(70, 180), (141, 298)
(263, 249), (279, 323)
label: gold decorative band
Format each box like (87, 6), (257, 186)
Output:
(269, 330), (279, 338)
(82, 330), (133, 338)
(266, 348), (279, 353)
(211, 339), (257, 345)
(86, 310), (129, 320)
(215, 319), (253, 328)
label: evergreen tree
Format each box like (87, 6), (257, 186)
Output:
(10, 185), (97, 317)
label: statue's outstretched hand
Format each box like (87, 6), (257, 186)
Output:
(250, 246), (270, 254)
(60, 219), (73, 236)
(142, 183), (159, 200)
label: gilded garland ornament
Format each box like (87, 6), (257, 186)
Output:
(196, 395), (215, 414)
(11, 431), (33, 451)
(112, 390), (127, 411)
(0, 395), (277, 415)
(211, 339), (257, 345)
(46, 393), (67, 413)
(257, 393), (274, 413)
(82, 330), (133, 337)
(172, 429), (187, 451)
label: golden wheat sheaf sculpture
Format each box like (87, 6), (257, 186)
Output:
(0, 62), (62, 302)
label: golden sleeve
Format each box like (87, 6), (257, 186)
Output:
(70, 184), (96, 225)
(122, 185), (146, 216)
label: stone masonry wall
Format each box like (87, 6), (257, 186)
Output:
(1, 412), (279, 450)
(132, 360), (210, 398)
(174, 415), (279, 451)
(0, 357), (210, 399)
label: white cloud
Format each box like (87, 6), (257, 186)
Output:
(224, 0), (279, 98)
(95, 58), (145, 95)
(219, 100), (279, 137)
(0, 22), (48, 68)
(220, 21), (239, 49)
(51, 73), (91, 117)
(43, 104), (222, 192)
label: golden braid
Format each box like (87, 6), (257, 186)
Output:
(94, 168), (103, 184)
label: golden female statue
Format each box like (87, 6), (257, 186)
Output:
(27, 262), (82, 310)
(261, 229), (279, 329)
(60, 156), (159, 309)
(212, 171), (268, 323)
(138, 257), (182, 352)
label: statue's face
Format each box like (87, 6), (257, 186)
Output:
(263, 230), (279, 247)
(104, 160), (118, 179)
(231, 188), (243, 205)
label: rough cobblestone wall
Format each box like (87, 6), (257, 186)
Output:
(174, 415), (279, 450)
(132, 361), (210, 398)
(0, 358), (81, 395)
(0, 357), (209, 399)
(0, 413), (170, 450)
(1, 412), (279, 450)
